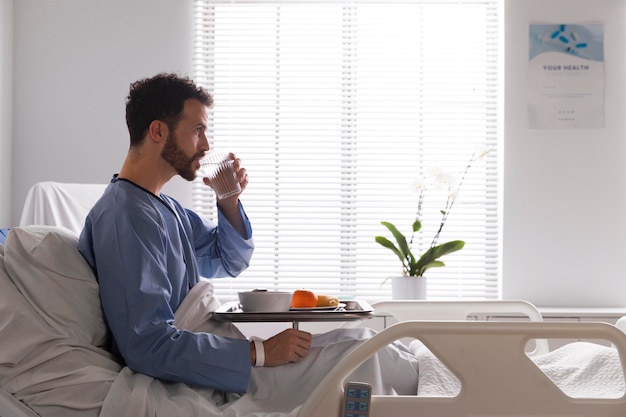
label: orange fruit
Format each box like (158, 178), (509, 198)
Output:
(291, 289), (318, 308)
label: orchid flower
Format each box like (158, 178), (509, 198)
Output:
(375, 146), (492, 277)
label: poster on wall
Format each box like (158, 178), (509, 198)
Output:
(528, 23), (604, 129)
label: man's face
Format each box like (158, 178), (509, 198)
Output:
(160, 99), (210, 181)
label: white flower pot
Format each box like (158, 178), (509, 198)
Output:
(391, 276), (427, 300)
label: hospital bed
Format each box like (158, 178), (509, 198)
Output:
(1, 182), (625, 417)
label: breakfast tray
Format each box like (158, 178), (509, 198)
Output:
(214, 299), (374, 324)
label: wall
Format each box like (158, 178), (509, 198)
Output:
(9, 0), (194, 226)
(5, 0), (626, 308)
(0, 0), (12, 226)
(503, 0), (626, 307)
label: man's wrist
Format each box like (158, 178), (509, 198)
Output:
(250, 341), (256, 366)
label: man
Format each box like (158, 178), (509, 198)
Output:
(78, 73), (312, 394)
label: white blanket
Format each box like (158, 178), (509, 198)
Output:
(411, 339), (625, 399)
(99, 281), (419, 417)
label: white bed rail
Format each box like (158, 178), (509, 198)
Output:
(298, 320), (626, 417)
(365, 299), (544, 321)
(340, 299), (550, 355)
(616, 316), (626, 334)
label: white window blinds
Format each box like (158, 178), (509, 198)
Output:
(192, 0), (500, 302)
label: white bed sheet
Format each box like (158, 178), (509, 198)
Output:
(19, 182), (107, 234)
(412, 338), (625, 399)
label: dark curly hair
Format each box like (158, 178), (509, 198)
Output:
(125, 73), (213, 146)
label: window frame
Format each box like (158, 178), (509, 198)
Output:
(192, 0), (502, 302)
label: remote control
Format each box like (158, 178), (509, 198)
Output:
(341, 382), (372, 417)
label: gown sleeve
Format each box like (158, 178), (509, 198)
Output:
(184, 200), (254, 279)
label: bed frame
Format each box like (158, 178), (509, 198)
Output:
(299, 320), (626, 417)
(3, 321), (625, 417)
(2, 299), (625, 417)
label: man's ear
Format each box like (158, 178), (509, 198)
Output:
(148, 120), (169, 143)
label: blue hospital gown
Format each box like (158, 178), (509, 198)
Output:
(78, 177), (255, 393)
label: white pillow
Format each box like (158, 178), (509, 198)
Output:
(0, 245), (121, 417)
(3, 225), (108, 347)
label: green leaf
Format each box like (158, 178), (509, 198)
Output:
(376, 222), (419, 276)
(411, 219), (422, 233)
(375, 236), (413, 276)
(414, 240), (465, 276)
(379, 222), (415, 264)
(418, 260), (445, 276)
(431, 240), (465, 258)
(374, 236), (403, 260)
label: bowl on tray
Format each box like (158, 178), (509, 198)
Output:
(238, 289), (293, 312)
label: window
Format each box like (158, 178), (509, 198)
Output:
(192, 0), (500, 302)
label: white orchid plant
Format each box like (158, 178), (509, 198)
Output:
(375, 147), (491, 278)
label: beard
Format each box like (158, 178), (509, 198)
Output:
(160, 131), (204, 181)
